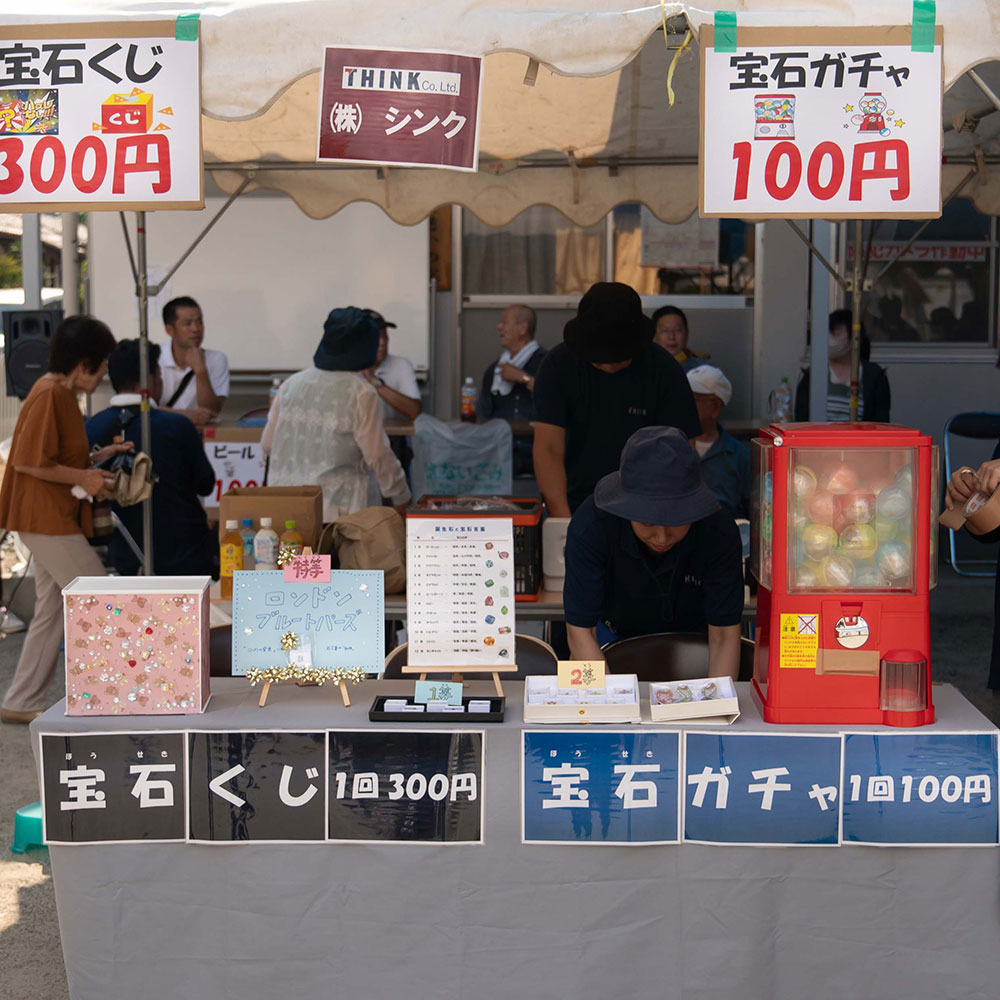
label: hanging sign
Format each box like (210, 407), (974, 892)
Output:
(0, 20), (203, 210)
(700, 26), (943, 219)
(317, 46), (482, 171)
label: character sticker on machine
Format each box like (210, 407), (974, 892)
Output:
(834, 614), (870, 648)
(779, 613), (819, 668)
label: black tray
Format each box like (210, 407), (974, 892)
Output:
(369, 695), (505, 723)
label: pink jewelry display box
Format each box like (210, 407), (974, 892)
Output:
(63, 576), (212, 716)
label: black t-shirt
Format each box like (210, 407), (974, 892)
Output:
(533, 342), (701, 511)
(564, 498), (744, 638)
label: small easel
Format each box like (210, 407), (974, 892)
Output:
(401, 663), (517, 698)
(256, 673), (353, 708)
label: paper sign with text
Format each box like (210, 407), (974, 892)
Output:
(700, 26), (942, 219)
(318, 46), (482, 171)
(413, 680), (463, 705)
(203, 437), (266, 509)
(284, 554), (332, 583)
(841, 732), (999, 846)
(230, 569), (383, 676)
(0, 21), (203, 210)
(557, 660), (606, 691)
(406, 517), (515, 667)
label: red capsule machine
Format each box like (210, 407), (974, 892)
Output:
(750, 423), (938, 726)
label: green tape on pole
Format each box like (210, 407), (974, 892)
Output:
(911, 0), (936, 51)
(714, 11), (737, 53)
(175, 13), (200, 41)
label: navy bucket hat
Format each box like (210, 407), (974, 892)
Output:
(314, 307), (379, 372)
(594, 426), (720, 526)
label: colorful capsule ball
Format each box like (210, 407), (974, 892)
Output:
(877, 485), (910, 520)
(795, 559), (825, 588)
(821, 554), (855, 588)
(872, 513), (899, 540)
(841, 490), (876, 524)
(876, 541), (911, 580)
(803, 523), (838, 560)
(853, 561), (884, 587)
(894, 466), (914, 491)
(792, 465), (818, 502)
(806, 489), (839, 525)
(823, 463), (858, 494)
(839, 523), (878, 561)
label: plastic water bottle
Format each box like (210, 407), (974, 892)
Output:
(253, 517), (279, 571)
(240, 518), (256, 571)
(219, 520), (243, 599)
(460, 376), (477, 422)
(770, 376), (792, 423)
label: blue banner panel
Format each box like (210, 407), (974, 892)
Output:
(841, 732), (999, 846)
(522, 730), (680, 844)
(683, 732), (842, 845)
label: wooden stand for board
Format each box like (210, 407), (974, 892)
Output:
(400, 663), (517, 698)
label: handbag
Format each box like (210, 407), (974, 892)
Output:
(330, 506), (406, 593)
(84, 409), (156, 545)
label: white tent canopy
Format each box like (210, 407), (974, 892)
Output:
(8, 1), (1000, 223)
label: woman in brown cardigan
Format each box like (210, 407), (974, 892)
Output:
(0, 315), (131, 723)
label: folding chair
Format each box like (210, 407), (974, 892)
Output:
(942, 412), (1000, 576)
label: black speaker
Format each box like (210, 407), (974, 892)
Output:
(4, 308), (61, 399)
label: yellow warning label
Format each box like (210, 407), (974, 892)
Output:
(779, 613), (819, 669)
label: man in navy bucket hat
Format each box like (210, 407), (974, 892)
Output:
(564, 426), (744, 677)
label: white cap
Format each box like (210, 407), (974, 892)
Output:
(686, 364), (732, 406)
(225, 519), (239, 530)
(260, 517), (272, 527)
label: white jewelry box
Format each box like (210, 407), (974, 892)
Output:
(523, 674), (641, 724)
(648, 677), (740, 725)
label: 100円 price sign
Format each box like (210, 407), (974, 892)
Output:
(699, 26), (943, 219)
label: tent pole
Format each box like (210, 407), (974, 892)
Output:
(849, 219), (862, 424)
(135, 211), (154, 576)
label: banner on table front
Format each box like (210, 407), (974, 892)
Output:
(522, 730), (681, 844)
(841, 731), (999, 846)
(317, 46), (482, 171)
(700, 26), (942, 219)
(328, 729), (484, 843)
(0, 20), (202, 210)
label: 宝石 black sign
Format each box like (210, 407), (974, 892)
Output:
(40, 731), (186, 844)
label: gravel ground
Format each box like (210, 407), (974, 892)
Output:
(0, 565), (996, 1000)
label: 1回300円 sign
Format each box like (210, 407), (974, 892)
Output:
(700, 26), (942, 219)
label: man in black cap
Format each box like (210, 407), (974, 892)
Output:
(532, 281), (701, 517)
(361, 310), (422, 422)
(564, 426), (744, 677)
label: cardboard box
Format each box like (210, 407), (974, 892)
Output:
(523, 674), (641, 724)
(219, 485), (323, 550)
(648, 677), (740, 725)
(63, 576), (211, 716)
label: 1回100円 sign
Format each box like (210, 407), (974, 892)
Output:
(700, 26), (943, 219)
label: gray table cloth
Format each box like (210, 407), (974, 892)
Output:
(32, 680), (1000, 1000)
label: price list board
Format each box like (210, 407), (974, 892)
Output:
(406, 517), (515, 667)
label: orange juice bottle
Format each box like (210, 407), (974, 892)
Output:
(280, 520), (304, 559)
(220, 519), (243, 599)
